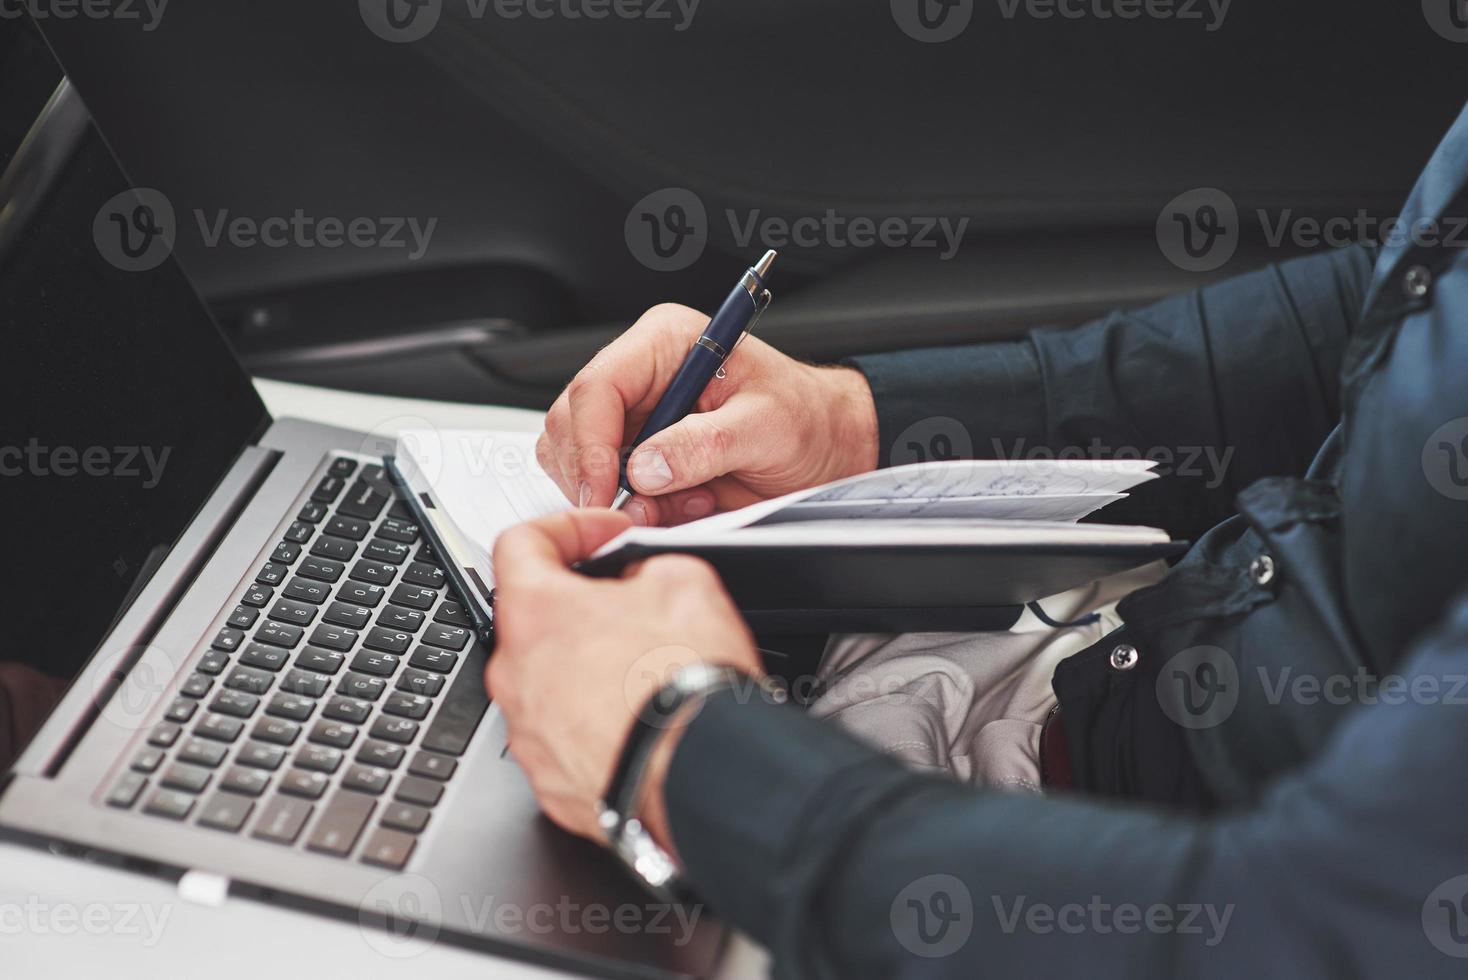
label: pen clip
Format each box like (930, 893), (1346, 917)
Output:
(717, 288), (772, 380)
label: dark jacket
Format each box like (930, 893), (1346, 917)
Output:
(662, 105), (1468, 978)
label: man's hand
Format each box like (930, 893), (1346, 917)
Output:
(539, 304), (879, 526)
(487, 508), (762, 843)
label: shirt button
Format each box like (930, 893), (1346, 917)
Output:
(1110, 644), (1139, 671)
(1403, 265), (1433, 300)
(1250, 554), (1277, 587)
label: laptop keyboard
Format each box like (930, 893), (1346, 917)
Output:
(103, 457), (491, 870)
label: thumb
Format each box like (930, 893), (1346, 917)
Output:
(493, 509), (633, 586)
(627, 401), (761, 496)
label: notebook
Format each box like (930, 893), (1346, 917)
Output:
(388, 429), (1183, 632)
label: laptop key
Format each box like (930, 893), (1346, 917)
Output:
(408, 752), (457, 782)
(241, 584), (274, 608)
(360, 828), (416, 870)
(160, 762), (212, 794)
(131, 746), (165, 773)
(280, 668), (330, 698)
(322, 601), (371, 630)
(350, 651), (401, 678)
(298, 556), (345, 583)
(214, 686), (262, 721)
(272, 541), (301, 564)
(296, 744), (344, 774)
(220, 766), (270, 797)
(381, 802), (431, 834)
(325, 515), (370, 541)
(311, 535), (358, 561)
(295, 647), (345, 675)
(164, 698), (198, 724)
(391, 584), (437, 612)
(311, 475), (345, 503)
(177, 737), (228, 769)
(330, 458), (358, 479)
(309, 720), (358, 749)
(419, 653), (489, 756)
(323, 696), (372, 724)
(279, 769), (331, 800)
(307, 791), (376, 856)
(284, 577), (332, 605)
(420, 624), (470, 651)
(378, 606), (424, 633)
(107, 772), (148, 809)
(237, 742), (287, 771)
(357, 740), (405, 769)
(181, 672), (214, 699)
(342, 764), (391, 795)
(387, 499), (415, 521)
(268, 598), (318, 627)
(338, 673), (387, 701)
(239, 644), (290, 672)
(224, 666), (274, 696)
(350, 560), (396, 586)
(252, 796), (313, 845)
(408, 647), (457, 673)
(402, 562), (445, 589)
(396, 669), (444, 697)
(283, 521), (314, 545)
(148, 722), (182, 748)
(254, 621), (304, 649)
(381, 802), (430, 834)
(197, 650), (230, 675)
(252, 717), (302, 746)
(298, 501), (328, 523)
(143, 788), (195, 820)
(267, 693), (316, 721)
(211, 627), (245, 653)
(255, 563), (287, 586)
(382, 692), (431, 720)
(338, 581), (386, 607)
(337, 481), (388, 521)
(415, 541), (441, 566)
(370, 717), (419, 745)
(195, 714), (245, 742)
(376, 518), (420, 544)
(197, 793), (254, 833)
(309, 624), (359, 652)
(227, 605), (260, 629)
(433, 601), (472, 627)
(364, 627), (412, 655)
(364, 539), (411, 565)
(395, 776), (444, 808)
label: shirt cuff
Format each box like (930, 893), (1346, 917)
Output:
(846, 340), (1047, 466)
(663, 688), (913, 945)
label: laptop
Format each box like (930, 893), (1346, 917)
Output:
(0, 19), (722, 979)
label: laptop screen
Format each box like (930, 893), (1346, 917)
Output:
(0, 21), (269, 769)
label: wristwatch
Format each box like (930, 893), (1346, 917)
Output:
(597, 663), (784, 900)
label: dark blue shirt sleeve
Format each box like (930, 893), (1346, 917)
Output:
(848, 245), (1377, 541)
(665, 595), (1468, 979)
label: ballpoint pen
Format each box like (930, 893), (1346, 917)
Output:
(610, 249), (777, 511)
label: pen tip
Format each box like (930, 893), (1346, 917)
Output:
(754, 249), (777, 279)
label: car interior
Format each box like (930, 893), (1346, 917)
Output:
(38, 3), (1468, 410)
